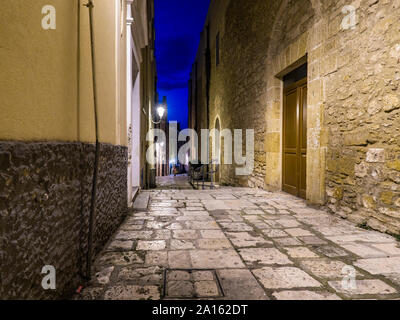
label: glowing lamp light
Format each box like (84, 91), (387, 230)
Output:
(157, 106), (165, 119)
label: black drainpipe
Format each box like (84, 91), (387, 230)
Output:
(84, 0), (100, 280)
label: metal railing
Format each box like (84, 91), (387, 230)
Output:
(189, 159), (219, 190)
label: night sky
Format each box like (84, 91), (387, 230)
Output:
(155, 0), (211, 129)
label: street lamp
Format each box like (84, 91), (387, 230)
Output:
(152, 105), (165, 125)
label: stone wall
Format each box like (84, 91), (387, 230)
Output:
(0, 141), (127, 299)
(192, 0), (400, 234)
(323, 0), (400, 234)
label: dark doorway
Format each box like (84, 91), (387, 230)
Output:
(214, 117), (221, 183)
(282, 64), (307, 199)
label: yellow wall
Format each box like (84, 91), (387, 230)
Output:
(79, 0), (127, 146)
(0, 0), (127, 146)
(0, 0), (78, 142)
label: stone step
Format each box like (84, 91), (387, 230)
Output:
(131, 187), (139, 203)
(132, 191), (150, 212)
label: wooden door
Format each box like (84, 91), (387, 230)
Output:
(283, 78), (307, 199)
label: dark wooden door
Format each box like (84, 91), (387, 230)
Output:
(283, 78), (307, 199)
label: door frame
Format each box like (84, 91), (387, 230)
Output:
(282, 77), (307, 199)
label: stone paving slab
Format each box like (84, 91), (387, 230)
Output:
(132, 192), (150, 211)
(75, 187), (400, 300)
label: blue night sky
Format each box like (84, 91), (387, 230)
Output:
(155, 0), (211, 129)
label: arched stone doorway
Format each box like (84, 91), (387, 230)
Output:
(263, 0), (326, 204)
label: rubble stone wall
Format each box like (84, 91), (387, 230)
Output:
(0, 141), (128, 299)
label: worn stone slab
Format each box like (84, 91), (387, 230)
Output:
(226, 232), (271, 247)
(371, 243), (400, 256)
(313, 246), (349, 258)
(328, 279), (397, 296)
(136, 240), (166, 251)
(166, 223), (184, 230)
(243, 209), (264, 215)
(285, 228), (314, 237)
(167, 270), (191, 281)
(118, 266), (162, 283)
(202, 200), (231, 210)
(104, 285), (160, 300)
(145, 251), (168, 266)
(193, 271), (214, 281)
(153, 230), (171, 240)
(98, 251), (144, 266)
(185, 221), (220, 230)
(273, 237), (303, 246)
(218, 269), (269, 300)
(253, 267), (322, 289)
(107, 240), (134, 251)
(132, 192), (150, 212)
(168, 250), (192, 268)
(341, 243), (388, 258)
(298, 236), (328, 245)
(238, 248), (292, 266)
(170, 239), (196, 250)
(219, 222), (254, 232)
(354, 257), (400, 275)
(167, 281), (194, 297)
(285, 247), (319, 259)
(197, 238), (232, 249)
(327, 233), (395, 244)
(273, 290), (341, 300)
(190, 250), (245, 269)
(173, 230), (199, 239)
(300, 259), (362, 280)
(115, 230), (153, 240)
(194, 281), (220, 297)
(276, 219), (302, 228)
(200, 230), (226, 239)
(262, 229), (289, 238)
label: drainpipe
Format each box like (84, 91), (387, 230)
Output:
(84, 0), (100, 280)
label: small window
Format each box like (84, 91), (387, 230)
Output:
(216, 33), (220, 66)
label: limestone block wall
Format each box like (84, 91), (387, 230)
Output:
(322, 0), (400, 234)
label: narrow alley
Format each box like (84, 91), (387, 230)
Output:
(76, 179), (400, 300)
(2, 0), (400, 307)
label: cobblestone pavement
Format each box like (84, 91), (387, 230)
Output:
(75, 188), (400, 300)
(156, 174), (193, 190)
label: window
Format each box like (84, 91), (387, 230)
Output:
(216, 33), (220, 66)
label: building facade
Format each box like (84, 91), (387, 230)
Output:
(0, 0), (156, 299)
(155, 96), (170, 177)
(189, 0), (400, 235)
(127, 0), (158, 200)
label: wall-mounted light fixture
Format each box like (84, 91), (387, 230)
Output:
(152, 104), (166, 125)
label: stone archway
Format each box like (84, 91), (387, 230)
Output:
(263, 0), (326, 205)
